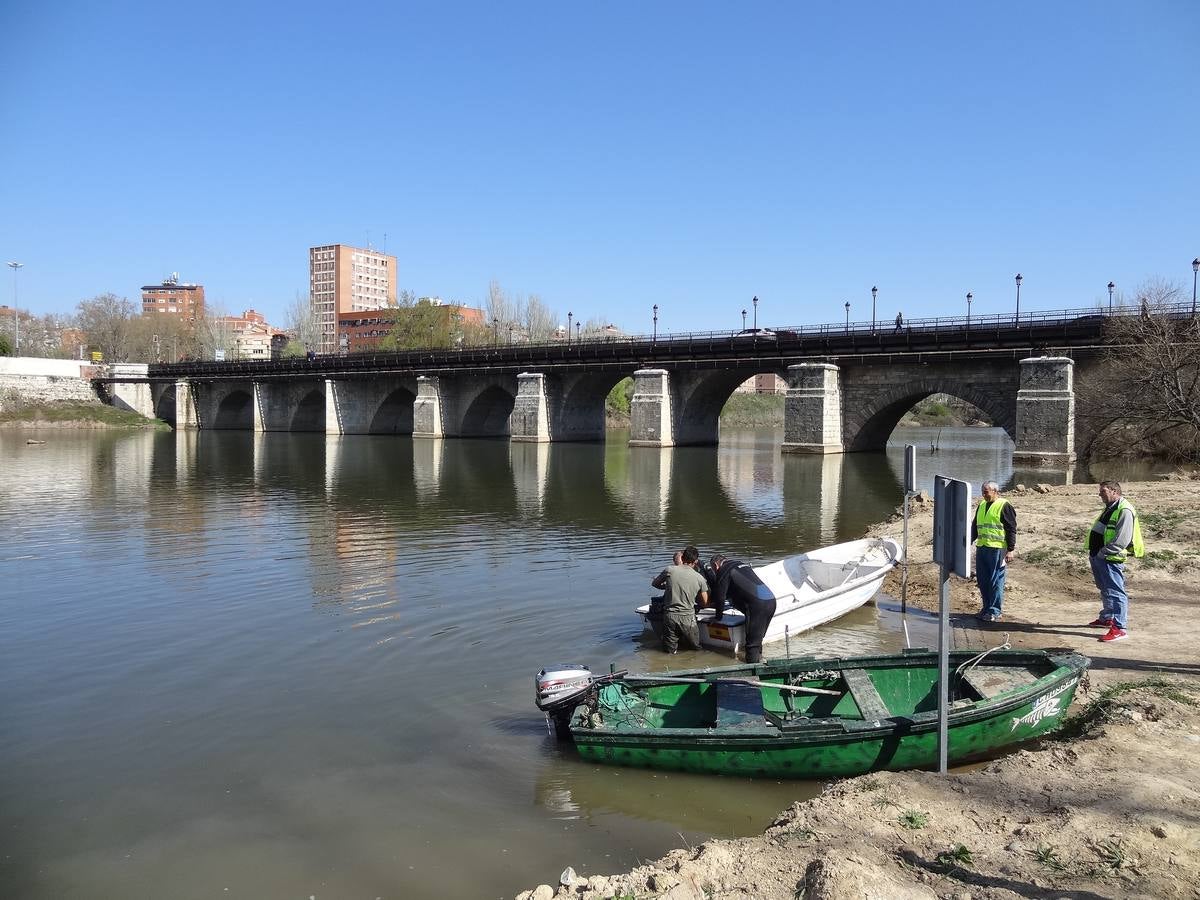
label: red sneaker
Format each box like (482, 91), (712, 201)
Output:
(1087, 617), (1113, 628)
(1098, 625), (1128, 643)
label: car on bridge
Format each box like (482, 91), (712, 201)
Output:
(733, 328), (777, 341)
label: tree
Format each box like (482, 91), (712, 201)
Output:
(0, 332), (11, 356)
(1078, 278), (1200, 461)
(75, 293), (137, 362)
(285, 292), (320, 354)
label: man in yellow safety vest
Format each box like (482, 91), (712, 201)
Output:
(1086, 481), (1145, 643)
(971, 480), (1016, 622)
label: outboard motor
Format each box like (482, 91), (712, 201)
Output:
(535, 665), (593, 741)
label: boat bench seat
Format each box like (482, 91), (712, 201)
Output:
(960, 666), (1034, 700)
(842, 668), (890, 722)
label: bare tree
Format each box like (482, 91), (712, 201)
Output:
(75, 293), (137, 362)
(285, 292), (321, 354)
(524, 294), (557, 342)
(1078, 278), (1200, 461)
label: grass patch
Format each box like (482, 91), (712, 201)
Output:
(1138, 510), (1186, 539)
(935, 843), (974, 870)
(1053, 676), (1196, 740)
(1032, 843), (1066, 872)
(720, 393), (784, 428)
(898, 809), (928, 830)
(1142, 549), (1180, 569)
(0, 401), (168, 429)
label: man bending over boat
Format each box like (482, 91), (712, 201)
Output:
(708, 555), (777, 663)
(649, 546), (709, 653)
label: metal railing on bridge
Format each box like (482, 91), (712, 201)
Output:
(142, 301), (1194, 381)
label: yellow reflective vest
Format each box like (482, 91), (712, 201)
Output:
(975, 498), (1009, 549)
(1085, 498), (1146, 562)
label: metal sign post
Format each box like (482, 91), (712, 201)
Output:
(901, 445), (917, 614)
(932, 475), (971, 774)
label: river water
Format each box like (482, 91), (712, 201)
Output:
(0, 425), (1128, 899)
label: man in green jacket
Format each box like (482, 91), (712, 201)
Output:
(650, 546), (709, 653)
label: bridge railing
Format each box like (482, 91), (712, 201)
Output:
(146, 301), (1195, 378)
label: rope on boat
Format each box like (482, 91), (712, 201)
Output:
(954, 633), (1012, 678)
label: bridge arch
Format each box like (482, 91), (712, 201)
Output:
(460, 384), (516, 437)
(673, 367), (786, 445)
(843, 376), (1016, 452)
(290, 389), (326, 432)
(369, 385), (416, 434)
(214, 389), (253, 429)
(153, 383), (176, 426)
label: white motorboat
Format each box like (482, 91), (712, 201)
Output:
(635, 537), (902, 654)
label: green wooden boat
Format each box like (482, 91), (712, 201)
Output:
(535, 648), (1089, 778)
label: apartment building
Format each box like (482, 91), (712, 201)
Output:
(309, 244), (398, 355)
(142, 274), (205, 321)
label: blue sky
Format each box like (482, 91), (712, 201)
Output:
(2, 1), (1197, 333)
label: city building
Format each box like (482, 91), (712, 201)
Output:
(309, 244), (398, 355)
(142, 274), (205, 321)
(211, 309), (284, 361)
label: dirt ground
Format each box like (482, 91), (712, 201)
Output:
(518, 477), (1200, 900)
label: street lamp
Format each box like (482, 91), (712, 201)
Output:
(1192, 258), (1199, 316)
(508, 323), (515, 344)
(7, 262), (23, 353)
(1108, 281), (1115, 314)
(428, 323), (434, 346)
(652, 304), (658, 343)
(966, 292), (973, 327)
(492, 316), (498, 345)
(871, 286), (878, 332)
(1014, 273), (1022, 322)
(575, 321), (581, 341)
(567, 311), (573, 344)
(741, 308), (746, 330)
(752, 295), (758, 331)
(844, 300), (850, 331)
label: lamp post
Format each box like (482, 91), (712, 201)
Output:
(741, 308), (746, 330)
(7, 262), (23, 353)
(492, 317), (498, 345)
(652, 304), (658, 343)
(1192, 258), (1199, 316)
(1108, 281), (1115, 314)
(508, 323), (515, 344)
(966, 292), (972, 328)
(752, 295), (758, 331)
(428, 323), (434, 347)
(844, 301), (850, 331)
(575, 321), (581, 342)
(567, 311), (573, 344)
(1014, 273), (1022, 323)
(871, 286), (878, 332)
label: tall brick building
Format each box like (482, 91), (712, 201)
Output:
(309, 244), (398, 354)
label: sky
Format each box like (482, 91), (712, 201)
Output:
(1, 1), (1198, 335)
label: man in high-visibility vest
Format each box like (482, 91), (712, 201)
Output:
(971, 480), (1016, 622)
(1087, 480), (1145, 643)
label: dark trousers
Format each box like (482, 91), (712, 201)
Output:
(743, 597), (777, 663)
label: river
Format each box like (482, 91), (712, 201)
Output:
(0, 425), (1140, 899)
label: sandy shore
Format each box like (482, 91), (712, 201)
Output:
(519, 476), (1200, 900)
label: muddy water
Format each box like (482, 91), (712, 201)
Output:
(0, 425), (1107, 899)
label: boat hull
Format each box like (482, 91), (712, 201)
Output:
(566, 649), (1088, 778)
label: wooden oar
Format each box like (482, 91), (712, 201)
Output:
(631, 674), (842, 696)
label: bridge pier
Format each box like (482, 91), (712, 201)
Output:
(175, 380), (198, 429)
(781, 363), (844, 454)
(511, 372), (551, 442)
(629, 369), (674, 447)
(413, 376), (444, 438)
(103, 364), (155, 418)
(1014, 356), (1076, 465)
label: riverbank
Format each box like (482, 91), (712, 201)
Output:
(518, 477), (1200, 900)
(0, 399), (166, 429)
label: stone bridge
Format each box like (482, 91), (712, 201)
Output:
(104, 352), (1082, 466)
